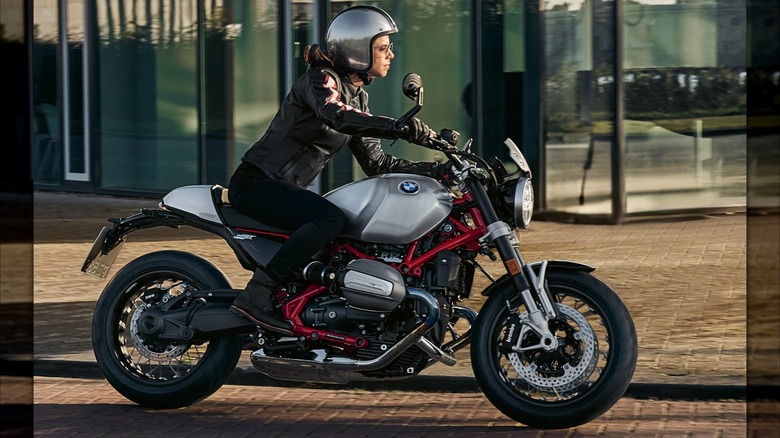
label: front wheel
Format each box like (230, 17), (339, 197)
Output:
(92, 250), (244, 408)
(471, 270), (638, 429)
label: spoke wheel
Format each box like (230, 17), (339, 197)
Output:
(118, 278), (208, 382)
(92, 250), (243, 408)
(472, 270), (637, 429)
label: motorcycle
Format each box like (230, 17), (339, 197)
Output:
(82, 73), (637, 429)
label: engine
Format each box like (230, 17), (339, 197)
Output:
(293, 243), (475, 378)
(338, 259), (406, 311)
(301, 259), (406, 329)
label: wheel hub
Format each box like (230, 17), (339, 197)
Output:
(508, 303), (599, 393)
(130, 305), (188, 361)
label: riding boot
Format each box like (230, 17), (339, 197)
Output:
(230, 269), (292, 333)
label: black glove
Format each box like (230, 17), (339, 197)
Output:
(402, 117), (432, 145)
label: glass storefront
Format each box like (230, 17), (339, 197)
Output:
(622, 0), (746, 214)
(30, 0), (758, 220)
(205, 1), (280, 185)
(32, 0), (63, 185)
(92, 0), (281, 192)
(543, 0), (616, 217)
(95, 0), (200, 192)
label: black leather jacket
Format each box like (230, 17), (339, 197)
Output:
(241, 68), (435, 187)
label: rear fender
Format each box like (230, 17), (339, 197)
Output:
(97, 209), (188, 254)
(90, 208), (256, 271)
(480, 260), (595, 297)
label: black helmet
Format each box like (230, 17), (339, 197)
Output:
(326, 5), (398, 74)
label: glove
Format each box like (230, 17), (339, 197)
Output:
(402, 117), (432, 145)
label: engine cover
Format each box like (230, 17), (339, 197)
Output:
(338, 259), (406, 312)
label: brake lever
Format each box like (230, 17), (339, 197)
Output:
(424, 134), (449, 151)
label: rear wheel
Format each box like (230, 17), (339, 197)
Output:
(92, 250), (243, 408)
(471, 270), (637, 429)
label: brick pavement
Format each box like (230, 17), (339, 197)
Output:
(32, 376), (757, 437)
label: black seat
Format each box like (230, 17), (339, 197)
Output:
(211, 185), (293, 234)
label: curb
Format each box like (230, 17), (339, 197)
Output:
(22, 359), (752, 401)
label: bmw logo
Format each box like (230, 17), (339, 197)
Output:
(399, 180), (420, 194)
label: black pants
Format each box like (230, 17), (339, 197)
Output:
(228, 161), (347, 282)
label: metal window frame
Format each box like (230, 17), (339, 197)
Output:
(60, 0), (92, 183)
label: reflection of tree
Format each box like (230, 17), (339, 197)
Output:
(546, 66), (747, 134)
(624, 68), (746, 120)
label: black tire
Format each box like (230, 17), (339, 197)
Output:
(471, 270), (638, 429)
(92, 250), (244, 408)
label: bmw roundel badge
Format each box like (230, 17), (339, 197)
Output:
(399, 180), (420, 195)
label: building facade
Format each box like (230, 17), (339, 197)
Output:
(15, 0), (777, 222)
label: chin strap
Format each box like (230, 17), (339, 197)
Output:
(358, 72), (373, 85)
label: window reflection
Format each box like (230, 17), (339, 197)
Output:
(623, 0), (746, 213)
(33, 1), (62, 184)
(544, 0), (615, 215)
(96, 0), (199, 192)
(543, 0), (747, 216)
(94, 0), (279, 192)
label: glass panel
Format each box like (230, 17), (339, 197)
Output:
(543, 0), (614, 215)
(65, 0), (87, 178)
(33, 0), (62, 184)
(504, 0), (525, 149)
(623, 0), (747, 213)
(230, 0), (280, 171)
(201, 0), (279, 186)
(96, 0), (199, 192)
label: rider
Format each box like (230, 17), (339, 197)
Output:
(228, 5), (442, 332)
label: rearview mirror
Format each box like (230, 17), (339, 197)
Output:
(402, 73), (422, 100)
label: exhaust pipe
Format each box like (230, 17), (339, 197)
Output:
(420, 306), (478, 368)
(250, 288), (440, 382)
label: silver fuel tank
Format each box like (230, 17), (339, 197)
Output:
(324, 173), (453, 244)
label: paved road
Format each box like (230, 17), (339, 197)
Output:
(31, 376), (761, 437)
(3, 191), (778, 435)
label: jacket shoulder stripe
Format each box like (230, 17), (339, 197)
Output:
(322, 73), (371, 116)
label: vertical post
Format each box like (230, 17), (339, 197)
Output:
(524, 0), (544, 210)
(279, 0), (293, 99)
(314, 0), (328, 43)
(470, 0), (506, 159)
(196, 0), (206, 183)
(311, 0), (334, 194)
(470, 0), (482, 156)
(611, 0), (626, 223)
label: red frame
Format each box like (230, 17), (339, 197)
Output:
(231, 193), (488, 352)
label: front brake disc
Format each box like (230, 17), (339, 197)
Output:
(507, 303), (599, 394)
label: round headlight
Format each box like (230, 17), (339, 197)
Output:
(514, 177), (534, 228)
(499, 177), (534, 229)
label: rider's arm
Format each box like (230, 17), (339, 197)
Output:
(302, 69), (399, 138)
(348, 136), (436, 176)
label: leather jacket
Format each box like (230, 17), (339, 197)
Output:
(241, 67), (435, 187)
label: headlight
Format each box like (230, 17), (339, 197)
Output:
(500, 177), (534, 229)
(514, 177), (534, 228)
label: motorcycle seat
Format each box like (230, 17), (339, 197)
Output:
(211, 185), (294, 234)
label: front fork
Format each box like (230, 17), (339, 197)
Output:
(468, 177), (559, 352)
